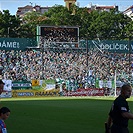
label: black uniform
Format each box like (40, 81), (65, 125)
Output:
(109, 95), (130, 133)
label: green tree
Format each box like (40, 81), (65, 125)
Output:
(0, 7), (133, 41)
(43, 5), (72, 25)
(124, 20), (133, 39)
(88, 9), (132, 40)
(20, 11), (42, 37)
(0, 10), (21, 37)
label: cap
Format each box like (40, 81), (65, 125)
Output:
(0, 80), (5, 85)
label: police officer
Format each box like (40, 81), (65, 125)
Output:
(106, 84), (133, 133)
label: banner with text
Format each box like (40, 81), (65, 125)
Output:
(62, 88), (104, 96)
(79, 40), (133, 53)
(12, 89), (60, 97)
(0, 38), (37, 51)
(12, 81), (32, 90)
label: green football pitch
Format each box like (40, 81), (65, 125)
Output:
(1, 96), (133, 133)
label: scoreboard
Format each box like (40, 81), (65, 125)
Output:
(37, 25), (79, 43)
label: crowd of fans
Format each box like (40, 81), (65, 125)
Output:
(42, 27), (78, 43)
(0, 46), (133, 88)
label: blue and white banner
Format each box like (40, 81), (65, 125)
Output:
(2, 80), (12, 91)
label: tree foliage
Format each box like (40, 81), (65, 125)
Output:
(0, 7), (132, 40)
(0, 10), (21, 37)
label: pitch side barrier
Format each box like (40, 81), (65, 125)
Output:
(1, 79), (125, 98)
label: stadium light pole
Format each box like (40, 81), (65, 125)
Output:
(8, 27), (10, 37)
(86, 38), (89, 68)
(128, 36), (131, 83)
(114, 69), (117, 97)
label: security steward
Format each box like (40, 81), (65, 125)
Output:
(106, 84), (133, 133)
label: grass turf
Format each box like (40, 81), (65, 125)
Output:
(1, 96), (133, 133)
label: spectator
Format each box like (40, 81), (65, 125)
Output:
(0, 46), (132, 90)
